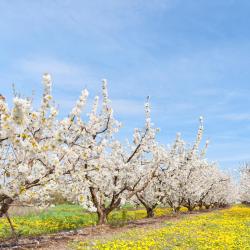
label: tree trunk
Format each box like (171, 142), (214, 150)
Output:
(0, 197), (13, 217)
(97, 209), (109, 225)
(136, 194), (155, 218)
(173, 206), (180, 213)
(0, 197), (18, 241)
(146, 207), (154, 218)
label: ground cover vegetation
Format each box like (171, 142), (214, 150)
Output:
(76, 205), (250, 250)
(0, 204), (178, 239)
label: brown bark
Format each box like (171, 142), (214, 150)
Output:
(5, 211), (18, 242)
(187, 206), (194, 211)
(136, 194), (156, 218)
(173, 206), (180, 213)
(89, 186), (122, 225)
(0, 197), (18, 241)
(97, 209), (110, 225)
(0, 196), (13, 217)
(198, 203), (203, 210)
(146, 207), (154, 218)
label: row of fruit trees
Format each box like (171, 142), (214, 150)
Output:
(0, 74), (247, 231)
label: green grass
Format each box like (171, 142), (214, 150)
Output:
(0, 204), (173, 239)
(0, 204), (97, 239)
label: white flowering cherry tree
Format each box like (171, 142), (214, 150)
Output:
(200, 168), (235, 209)
(57, 84), (160, 224)
(131, 118), (203, 215)
(152, 118), (206, 212)
(135, 116), (235, 215)
(129, 144), (168, 218)
(0, 74), (60, 234)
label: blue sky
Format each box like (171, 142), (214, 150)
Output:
(1, 0), (250, 175)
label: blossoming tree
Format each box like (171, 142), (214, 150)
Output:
(56, 82), (161, 224)
(0, 74), (60, 234)
(0, 72), (237, 232)
(134, 117), (236, 215)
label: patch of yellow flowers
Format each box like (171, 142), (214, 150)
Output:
(0, 206), (175, 239)
(0, 215), (94, 239)
(77, 205), (250, 250)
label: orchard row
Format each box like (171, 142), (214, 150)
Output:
(0, 74), (244, 225)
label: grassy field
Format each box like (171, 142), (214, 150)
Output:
(76, 205), (250, 250)
(0, 204), (177, 239)
(2, 205), (249, 250)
